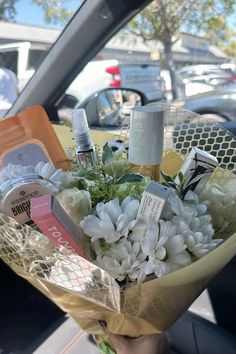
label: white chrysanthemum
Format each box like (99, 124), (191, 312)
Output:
(200, 181), (236, 233)
(0, 164), (34, 184)
(80, 196), (139, 243)
(56, 188), (91, 227)
(0, 161), (72, 191)
(34, 162), (70, 190)
(96, 238), (147, 282)
(163, 190), (222, 259)
(172, 212), (222, 258)
(108, 138), (128, 154)
(134, 220), (191, 278)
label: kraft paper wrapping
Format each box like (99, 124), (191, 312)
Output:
(0, 162), (236, 336)
(0, 210), (235, 336)
(1, 106), (236, 336)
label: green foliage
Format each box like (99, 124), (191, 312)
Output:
(114, 178), (149, 201)
(98, 340), (116, 354)
(71, 143), (145, 207)
(115, 173), (143, 185)
(122, 0), (236, 87)
(102, 143), (113, 164)
(104, 158), (130, 179)
(161, 170), (204, 199)
(0, 0), (18, 21)
(0, 0), (75, 25)
(32, 0), (74, 25)
(124, 0), (235, 47)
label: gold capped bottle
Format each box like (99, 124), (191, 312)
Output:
(128, 106), (164, 181)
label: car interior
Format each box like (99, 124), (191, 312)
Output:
(1, 0), (236, 353)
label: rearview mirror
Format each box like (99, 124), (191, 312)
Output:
(78, 88), (148, 127)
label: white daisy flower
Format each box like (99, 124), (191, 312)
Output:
(80, 196), (139, 243)
(132, 220), (191, 278)
(0, 164), (34, 184)
(0, 161), (71, 192)
(96, 238), (147, 282)
(108, 138), (128, 154)
(172, 215), (222, 258)
(200, 181), (236, 233)
(34, 162), (69, 190)
(56, 188), (91, 227)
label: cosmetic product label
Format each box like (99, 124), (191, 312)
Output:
(31, 194), (91, 260)
(137, 181), (170, 223)
(76, 148), (97, 169)
(1, 183), (52, 225)
(174, 147), (218, 196)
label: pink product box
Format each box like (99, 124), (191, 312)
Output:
(30, 194), (90, 261)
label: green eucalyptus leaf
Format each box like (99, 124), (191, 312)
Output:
(115, 173), (143, 184)
(187, 173), (204, 186)
(102, 143), (113, 164)
(178, 171), (185, 184)
(161, 171), (175, 184)
(160, 171), (177, 188)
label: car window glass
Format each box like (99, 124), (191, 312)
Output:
(1, 0), (236, 122)
(0, 0), (85, 117)
(56, 0), (236, 126)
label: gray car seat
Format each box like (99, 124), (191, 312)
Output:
(168, 312), (236, 354)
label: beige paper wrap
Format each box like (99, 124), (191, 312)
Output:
(1, 160), (236, 336)
(0, 106), (236, 336)
(0, 209), (235, 336)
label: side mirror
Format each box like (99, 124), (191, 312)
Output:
(78, 88), (148, 127)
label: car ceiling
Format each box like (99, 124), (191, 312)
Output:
(7, 0), (152, 121)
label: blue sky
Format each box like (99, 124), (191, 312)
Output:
(13, 1), (236, 32)
(15, 0), (79, 28)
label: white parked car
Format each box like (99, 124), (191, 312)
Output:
(0, 43), (165, 117)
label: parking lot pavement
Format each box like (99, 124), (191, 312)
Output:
(33, 316), (100, 354)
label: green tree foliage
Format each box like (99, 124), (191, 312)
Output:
(32, 0), (74, 25)
(123, 0), (235, 97)
(0, 0), (18, 21)
(219, 27), (236, 59)
(0, 0), (75, 24)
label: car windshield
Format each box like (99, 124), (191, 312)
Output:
(2, 0), (236, 120)
(0, 0), (85, 115)
(0, 1), (236, 353)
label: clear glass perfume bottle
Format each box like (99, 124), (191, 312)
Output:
(71, 108), (97, 168)
(128, 106), (164, 181)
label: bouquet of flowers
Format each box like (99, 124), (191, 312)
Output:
(0, 104), (236, 350)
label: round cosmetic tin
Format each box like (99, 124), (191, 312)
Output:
(0, 174), (58, 224)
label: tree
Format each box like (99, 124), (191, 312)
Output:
(123, 0), (235, 98)
(0, 0), (18, 21)
(0, 0), (74, 25)
(32, 0), (74, 25)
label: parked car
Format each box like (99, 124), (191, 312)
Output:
(176, 64), (236, 79)
(173, 84), (236, 122)
(1, 0), (236, 353)
(176, 64), (236, 97)
(0, 42), (165, 118)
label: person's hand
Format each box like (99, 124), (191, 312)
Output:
(98, 321), (170, 354)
